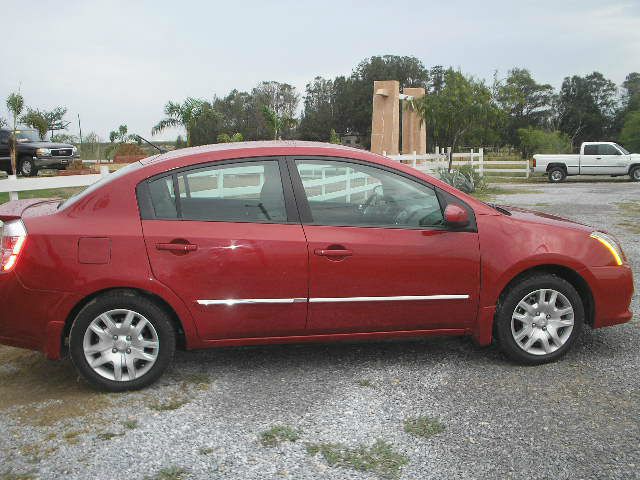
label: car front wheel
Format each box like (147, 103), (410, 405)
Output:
(494, 274), (584, 364)
(630, 166), (640, 182)
(69, 291), (175, 391)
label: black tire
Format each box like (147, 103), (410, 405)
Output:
(19, 157), (38, 177)
(69, 290), (175, 391)
(494, 273), (584, 365)
(548, 167), (566, 183)
(630, 166), (640, 182)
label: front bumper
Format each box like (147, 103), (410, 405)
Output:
(34, 155), (79, 168)
(582, 264), (635, 328)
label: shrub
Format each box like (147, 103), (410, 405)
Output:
(437, 164), (486, 193)
(517, 127), (572, 157)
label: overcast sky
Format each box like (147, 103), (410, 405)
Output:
(1, 0), (639, 141)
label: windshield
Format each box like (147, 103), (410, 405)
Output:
(59, 161), (145, 209)
(615, 143), (630, 155)
(13, 130), (42, 143)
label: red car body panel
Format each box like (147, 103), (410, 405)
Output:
(0, 142), (633, 359)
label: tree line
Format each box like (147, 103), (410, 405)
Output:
(152, 55), (640, 155)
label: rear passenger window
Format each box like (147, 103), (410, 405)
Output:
(148, 160), (287, 223)
(583, 145), (597, 155)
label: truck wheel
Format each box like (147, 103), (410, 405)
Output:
(548, 167), (566, 183)
(19, 157), (38, 177)
(630, 166), (640, 182)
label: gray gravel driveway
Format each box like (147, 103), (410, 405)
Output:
(0, 181), (638, 480)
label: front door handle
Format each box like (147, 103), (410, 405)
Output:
(314, 248), (353, 257)
(156, 243), (198, 252)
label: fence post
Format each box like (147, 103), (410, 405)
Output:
(382, 150), (386, 157)
(525, 158), (530, 178)
(446, 147), (452, 171)
(412, 151), (417, 168)
(469, 148), (474, 168)
(8, 175), (18, 201)
(479, 148), (484, 177)
(100, 166), (109, 177)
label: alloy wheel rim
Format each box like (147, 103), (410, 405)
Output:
(22, 161), (31, 175)
(511, 289), (574, 356)
(83, 309), (159, 381)
(634, 169), (640, 180)
(551, 171), (562, 181)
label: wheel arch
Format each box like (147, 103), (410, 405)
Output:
(60, 287), (187, 357)
(494, 264), (595, 330)
(546, 163), (567, 172)
(628, 163), (640, 173)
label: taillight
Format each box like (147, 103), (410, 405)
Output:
(532, 158), (536, 168)
(1, 220), (27, 272)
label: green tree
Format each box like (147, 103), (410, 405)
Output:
(217, 132), (244, 143)
(6, 92), (25, 176)
(622, 72), (640, 111)
(152, 98), (206, 146)
(212, 89), (257, 140)
(252, 81), (299, 139)
(415, 68), (501, 161)
(299, 77), (337, 141)
(329, 128), (341, 144)
(619, 111), (640, 152)
(43, 107), (70, 138)
(494, 68), (555, 147)
(20, 109), (49, 139)
(0, 117), (7, 128)
(188, 103), (224, 146)
(557, 72), (618, 148)
(517, 127), (572, 157)
(261, 106), (296, 140)
(109, 124), (134, 143)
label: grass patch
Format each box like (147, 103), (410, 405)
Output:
(260, 425), (300, 447)
(357, 379), (374, 388)
(306, 439), (408, 479)
(616, 201), (640, 216)
(63, 429), (85, 445)
(144, 466), (188, 480)
(471, 186), (544, 202)
(149, 396), (190, 412)
(618, 221), (640, 234)
(403, 415), (445, 438)
(123, 419), (138, 430)
(181, 372), (212, 391)
(0, 471), (36, 480)
(97, 432), (125, 441)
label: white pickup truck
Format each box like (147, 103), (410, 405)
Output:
(533, 142), (640, 183)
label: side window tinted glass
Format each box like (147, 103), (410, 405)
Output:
(148, 176), (177, 219)
(583, 145), (597, 155)
(598, 144), (619, 155)
(295, 159), (443, 228)
(176, 161), (287, 222)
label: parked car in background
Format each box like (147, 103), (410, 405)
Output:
(0, 128), (79, 177)
(533, 142), (640, 182)
(0, 141), (634, 391)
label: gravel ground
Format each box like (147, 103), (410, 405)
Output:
(0, 181), (638, 480)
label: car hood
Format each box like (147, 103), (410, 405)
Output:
(18, 141), (75, 149)
(496, 205), (593, 232)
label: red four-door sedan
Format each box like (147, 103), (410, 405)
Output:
(0, 141), (634, 391)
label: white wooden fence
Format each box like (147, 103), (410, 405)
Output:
(386, 148), (530, 178)
(0, 167), (110, 201)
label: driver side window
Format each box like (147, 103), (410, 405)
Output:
(294, 159), (444, 228)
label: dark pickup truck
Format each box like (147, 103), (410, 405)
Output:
(0, 128), (79, 176)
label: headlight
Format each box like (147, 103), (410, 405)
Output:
(36, 148), (51, 157)
(590, 231), (623, 266)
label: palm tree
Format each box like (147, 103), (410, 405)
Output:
(6, 92), (25, 176)
(152, 98), (205, 146)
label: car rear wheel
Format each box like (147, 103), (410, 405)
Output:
(548, 167), (566, 183)
(69, 291), (175, 391)
(494, 274), (584, 364)
(630, 166), (640, 182)
(19, 157), (38, 177)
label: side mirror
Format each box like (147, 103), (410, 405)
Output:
(444, 204), (469, 228)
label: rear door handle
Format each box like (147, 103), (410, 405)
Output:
(314, 248), (353, 257)
(156, 243), (198, 252)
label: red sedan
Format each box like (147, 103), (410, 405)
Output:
(0, 142), (634, 391)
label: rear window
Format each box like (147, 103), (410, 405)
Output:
(59, 162), (145, 210)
